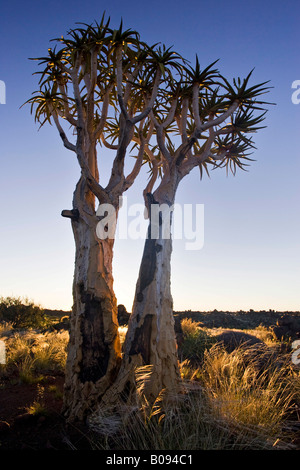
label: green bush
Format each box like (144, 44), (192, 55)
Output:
(180, 318), (215, 363)
(0, 296), (50, 329)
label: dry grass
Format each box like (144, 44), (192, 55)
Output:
(196, 344), (297, 447)
(90, 376), (297, 450)
(1, 319), (299, 450)
(88, 319), (300, 450)
(208, 325), (278, 346)
(0, 327), (68, 382)
(88, 342), (299, 450)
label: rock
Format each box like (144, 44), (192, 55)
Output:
(277, 316), (292, 327)
(271, 315), (300, 341)
(118, 304), (130, 326)
(0, 420), (10, 435)
(271, 326), (287, 341)
(213, 330), (264, 353)
(14, 412), (36, 425)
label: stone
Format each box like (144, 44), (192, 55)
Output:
(213, 330), (264, 353)
(117, 304), (130, 326)
(0, 420), (10, 435)
(271, 315), (300, 341)
(14, 412), (36, 425)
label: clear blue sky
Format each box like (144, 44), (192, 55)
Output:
(0, 0), (299, 312)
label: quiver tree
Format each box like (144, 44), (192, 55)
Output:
(104, 59), (273, 406)
(25, 16), (184, 422)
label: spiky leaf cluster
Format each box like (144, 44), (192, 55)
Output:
(25, 15), (185, 140)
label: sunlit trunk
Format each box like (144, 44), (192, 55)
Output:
(100, 179), (184, 408)
(63, 178), (122, 422)
(124, 225), (183, 402)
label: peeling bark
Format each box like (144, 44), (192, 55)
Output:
(124, 230), (183, 402)
(99, 181), (184, 409)
(62, 179), (122, 422)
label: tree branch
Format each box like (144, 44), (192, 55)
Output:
(52, 112), (76, 152)
(89, 46), (99, 95)
(143, 154), (159, 214)
(100, 134), (119, 150)
(105, 119), (134, 192)
(116, 46), (130, 121)
(150, 110), (172, 162)
(176, 100), (240, 169)
(57, 82), (78, 127)
(162, 96), (178, 129)
(192, 83), (202, 130)
(94, 84), (114, 140)
(76, 126), (109, 203)
(124, 63), (142, 107)
(123, 139), (145, 191)
(179, 97), (189, 143)
(132, 69), (162, 124)
(201, 100), (239, 131)
(70, 67), (85, 131)
(123, 118), (155, 191)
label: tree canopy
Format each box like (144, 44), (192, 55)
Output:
(25, 16), (190, 210)
(26, 15), (272, 213)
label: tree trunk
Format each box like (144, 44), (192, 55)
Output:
(62, 179), (122, 422)
(124, 226), (183, 402)
(99, 187), (184, 409)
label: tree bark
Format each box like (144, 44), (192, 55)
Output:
(99, 182), (184, 409)
(124, 226), (183, 402)
(62, 178), (122, 422)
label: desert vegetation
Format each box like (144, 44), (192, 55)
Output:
(0, 296), (299, 450)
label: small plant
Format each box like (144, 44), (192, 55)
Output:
(26, 385), (48, 417)
(32, 331), (68, 373)
(48, 384), (63, 399)
(180, 318), (215, 363)
(180, 359), (202, 381)
(27, 400), (48, 416)
(18, 356), (44, 384)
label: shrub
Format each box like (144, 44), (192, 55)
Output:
(0, 296), (50, 329)
(180, 318), (215, 363)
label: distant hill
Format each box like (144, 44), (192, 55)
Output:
(174, 309), (300, 330)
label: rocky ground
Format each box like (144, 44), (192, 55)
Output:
(174, 309), (300, 340)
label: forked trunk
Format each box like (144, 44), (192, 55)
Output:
(63, 181), (121, 422)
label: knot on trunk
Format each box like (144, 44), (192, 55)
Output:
(61, 209), (79, 221)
